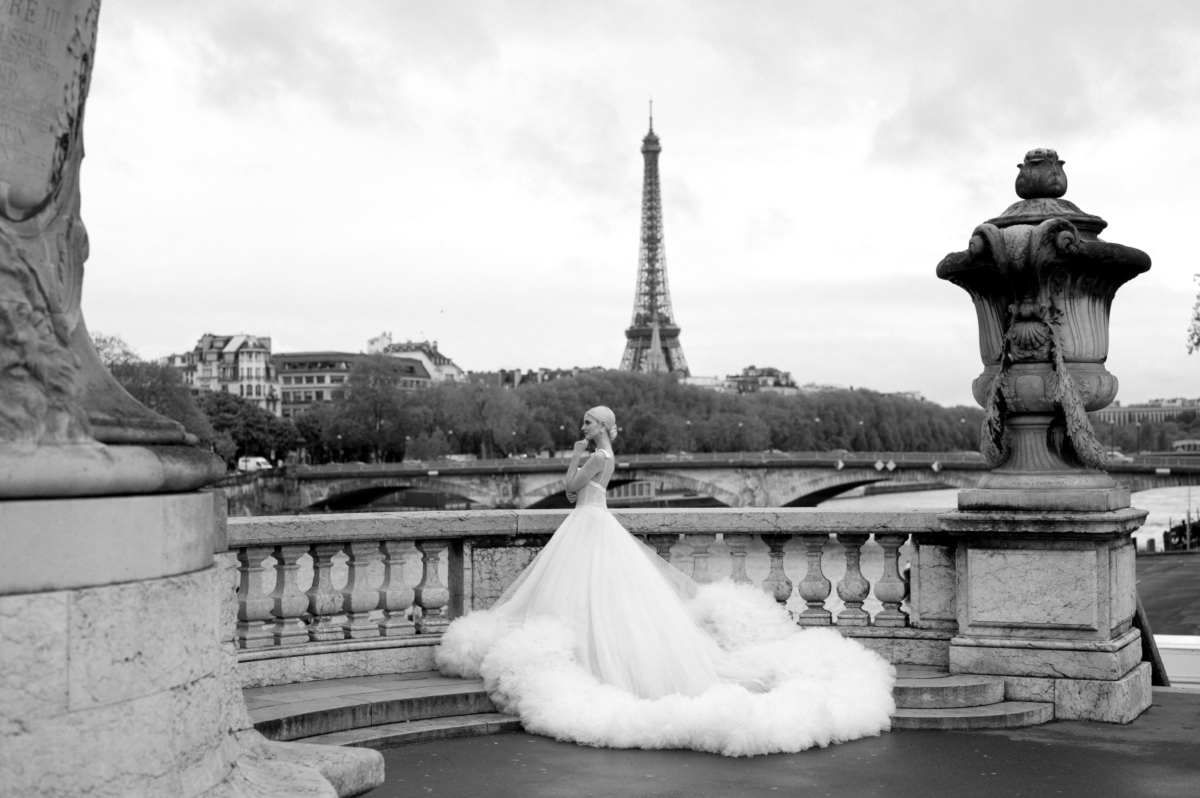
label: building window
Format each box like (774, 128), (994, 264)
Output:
(315, 390), (324, 401)
(281, 391), (290, 402)
(316, 376), (326, 384)
(256, 385), (262, 397)
(305, 376), (315, 384)
(282, 409), (290, 418)
(330, 376), (344, 384)
(283, 376), (292, 384)
(304, 391), (313, 402)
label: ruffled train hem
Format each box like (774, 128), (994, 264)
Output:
(436, 581), (896, 757)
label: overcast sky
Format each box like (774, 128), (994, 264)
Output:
(79, 1), (1200, 407)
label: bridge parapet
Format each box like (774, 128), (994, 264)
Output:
(227, 507), (958, 688)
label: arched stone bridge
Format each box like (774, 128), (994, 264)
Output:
(220, 451), (1200, 513)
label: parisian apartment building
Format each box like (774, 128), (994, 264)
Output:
(273, 352), (431, 418)
(163, 333), (281, 416)
(367, 332), (466, 382)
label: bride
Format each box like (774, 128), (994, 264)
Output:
(436, 406), (895, 756)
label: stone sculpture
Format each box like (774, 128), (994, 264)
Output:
(1, 4), (383, 795)
(0, 0), (223, 497)
(937, 148), (1150, 511)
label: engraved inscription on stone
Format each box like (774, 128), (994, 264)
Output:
(968, 548), (1098, 630)
(0, 0), (81, 215)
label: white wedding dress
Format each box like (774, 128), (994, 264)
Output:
(436, 449), (896, 757)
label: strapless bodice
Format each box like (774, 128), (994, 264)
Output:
(577, 480), (608, 509)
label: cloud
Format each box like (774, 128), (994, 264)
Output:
(868, 1), (1200, 167)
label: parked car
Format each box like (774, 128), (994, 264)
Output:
(236, 456), (273, 472)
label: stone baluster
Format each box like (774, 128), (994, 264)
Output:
(796, 534), (832, 626)
(645, 534), (679, 562)
(760, 534), (793, 605)
(414, 540), (450, 634)
(341, 541), (380, 639)
(236, 546), (276, 648)
(835, 533), (871, 626)
(686, 534), (716, 584)
(873, 534), (910, 627)
(269, 544), (310, 646)
(378, 540), (415, 636)
(306, 543), (345, 641)
(724, 533), (753, 585)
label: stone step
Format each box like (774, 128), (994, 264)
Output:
(245, 672), (496, 742)
(892, 701), (1054, 730)
(893, 669), (1006, 709)
(301, 713), (522, 749)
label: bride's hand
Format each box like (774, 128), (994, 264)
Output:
(572, 439), (589, 456)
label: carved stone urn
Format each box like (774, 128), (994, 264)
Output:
(937, 149), (1150, 511)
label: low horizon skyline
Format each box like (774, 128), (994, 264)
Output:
(81, 2), (1200, 408)
(116, 324), (1196, 410)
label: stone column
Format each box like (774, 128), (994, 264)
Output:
(936, 150), (1152, 723)
(0, 3), (382, 794)
(724, 533), (753, 585)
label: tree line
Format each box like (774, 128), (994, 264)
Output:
(98, 334), (1200, 467)
(94, 335), (986, 465)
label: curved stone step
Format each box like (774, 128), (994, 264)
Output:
(894, 673), (1006, 709)
(245, 673), (495, 742)
(892, 701), (1053, 730)
(301, 713), (522, 749)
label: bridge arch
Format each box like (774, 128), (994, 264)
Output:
(521, 472), (740, 509)
(779, 469), (979, 506)
(306, 476), (499, 510)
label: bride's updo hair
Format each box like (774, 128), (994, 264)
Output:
(586, 406), (618, 442)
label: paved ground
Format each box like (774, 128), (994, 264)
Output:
(1138, 553), (1200, 635)
(360, 690), (1200, 798)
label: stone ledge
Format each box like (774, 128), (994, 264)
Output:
(1, 493), (216, 594)
(939, 507), (1148, 537)
(238, 634), (442, 663)
(228, 508), (944, 547)
(237, 641), (439, 689)
(950, 631), (1142, 680)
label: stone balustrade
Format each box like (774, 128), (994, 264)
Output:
(227, 508), (957, 685)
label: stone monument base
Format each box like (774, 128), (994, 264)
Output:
(0, 492), (383, 797)
(940, 507), (1152, 725)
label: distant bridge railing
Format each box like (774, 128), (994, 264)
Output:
(284, 450), (994, 478)
(227, 508), (957, 687)
(273, 450), (1200, 479)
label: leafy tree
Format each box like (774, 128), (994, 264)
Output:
(92, 331), (139, 367)
(92, 330), (214, 443)
(407, 430), (452, 461)
(1189, 274), (1200, 354)
(340, 356), (411, 461)
(197, 391), (290, 465)
(108, 360), (215, 443)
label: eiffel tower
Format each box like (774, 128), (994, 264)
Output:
(619, 111), (690, 376)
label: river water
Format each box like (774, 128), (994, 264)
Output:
(819, 486), (1199, 551)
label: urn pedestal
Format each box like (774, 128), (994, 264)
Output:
(937, 150), (1152, 724)
(940, 508), (1151, 723)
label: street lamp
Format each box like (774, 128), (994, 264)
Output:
(336, 433), (343, 464)
(1135, 421), (1142, 455)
